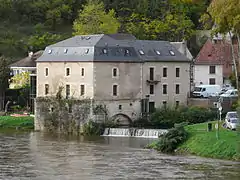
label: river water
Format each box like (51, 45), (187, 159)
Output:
(0, 132), (239, 180)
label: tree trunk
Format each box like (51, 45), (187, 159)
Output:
(229, 31), (239, 89)
(0, 88), (4, 111)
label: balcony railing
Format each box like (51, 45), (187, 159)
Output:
(146, 75), (161, 84)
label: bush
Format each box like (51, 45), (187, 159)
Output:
(82, 120), (104, 136)
(181, 106), (217, 124)
(133, 106), (217, 129)
(147, 123), (188, 153)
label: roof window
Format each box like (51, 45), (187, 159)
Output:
(169, 50), (175, 56)
(155, 50), (161, 55)
(85, 36), (90, 40)
(85, 49), (89, 54)
(48, 49), (52, 54)
(64, 49), (68, 54)
(139, 50), (145, 55)
(103, 49), (107, 54)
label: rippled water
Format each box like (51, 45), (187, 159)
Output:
(0, 132), (239, 180)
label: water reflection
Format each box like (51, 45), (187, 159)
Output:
(0, 132), (239, 180)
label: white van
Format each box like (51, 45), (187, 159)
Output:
(192, 85), (221, 98)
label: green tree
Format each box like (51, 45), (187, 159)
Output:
(10, 72), (30, 89)
(73, 0), (120, 35)
(27, 32), (68, 52)
(0, 56), (10, 111)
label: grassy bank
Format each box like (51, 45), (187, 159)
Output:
(177, 121), (240, 161)
(0, 116), (34, 130)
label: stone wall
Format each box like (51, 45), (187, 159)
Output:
(34, 97), (92, 134)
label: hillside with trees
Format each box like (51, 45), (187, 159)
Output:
(0, 0), (211, 60)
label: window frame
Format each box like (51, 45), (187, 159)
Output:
(209, 78), (216, 85)
(149, 67), (154, 81)
(45, 67), (49, 77)
(162, 84), (168, 95)
(45, 84), (49, 95)
(150, 84), (154, 95)
(112, 84), (118, 96)
(112, 67), (118, 78)
(175, 84), (180, 94)
(65, 67), (70, 77)
(66, 84), (70, 99)
(80, 84), (85, 96)
(209, 66), (216, 74)
(175, 67), (180, 78)
(163, 67), (168, 78)
(81, 68), (85, 77)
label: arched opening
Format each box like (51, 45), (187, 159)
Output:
(111, 113), (132, 126)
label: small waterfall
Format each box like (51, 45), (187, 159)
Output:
(103, 128), (130, 137)
(102, 128), (168, 138)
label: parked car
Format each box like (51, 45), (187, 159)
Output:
(220, 89), (238, 98)
(225, 111), (239, 130)
(192, 85), (221, 98)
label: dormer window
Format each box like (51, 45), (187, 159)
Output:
(85, 49), (89, 54)
(64, 49), (68, 54)
(139, 50), (145, 55)
(103, 49), (107, 54)
(169, 50), (175, 56)
(48, 49), (52, 54)
(155, 50), (161, 55)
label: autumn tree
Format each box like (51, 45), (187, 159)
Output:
(204, 0), (240, 89)
(0, 56), (10, 111)
(73, 0), (120, 35)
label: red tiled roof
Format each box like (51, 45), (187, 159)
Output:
(195, 39), (239, 77)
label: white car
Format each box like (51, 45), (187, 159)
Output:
(225, 111), (239, 130)
(220, 89), (238, 98)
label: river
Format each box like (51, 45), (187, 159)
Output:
(0, 132), (239, 180)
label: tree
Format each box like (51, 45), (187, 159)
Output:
(0, 56), (10, 111)
(27, 31), (68, 52)
(73, 0), (120, 35)
(203, 0), (240, 89)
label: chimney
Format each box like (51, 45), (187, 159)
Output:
(182, 39), (187, 56)
(28, 51), (33, 58)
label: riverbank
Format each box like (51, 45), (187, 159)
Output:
(0, 116), (34, 130)
(177, 121), (240, 161)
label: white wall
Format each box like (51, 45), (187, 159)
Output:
(194, 64), (223, 86)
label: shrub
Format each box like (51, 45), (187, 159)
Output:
(149, 106), (183, 129)
(82, 120), (104, 136)
(134, 106), (217, 129)
(147, 123), (188, 153)
(181, 106), (217, 124)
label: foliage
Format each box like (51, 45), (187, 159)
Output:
(0, 116), (34, 130)
(134, 106), (217, 129)
(73, 0), (120, 35)
(0, 0), (211, 58)
(0, 56), (10, 110)
(178, 121), (240, 161)
(201, 0), (240, 89)
(125, 12), (195, 41)
(10, 72), (30, 89)
(147, 123), (188, 153)
(82, 120), (104, 136)
(27, 32), (68, 52)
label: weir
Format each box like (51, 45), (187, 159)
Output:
(102, 128), (168, 138)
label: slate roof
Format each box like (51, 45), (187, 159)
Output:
(37, 33), (190, 63)
(10, 51), (43, 68)
(170, 42), (193, 60)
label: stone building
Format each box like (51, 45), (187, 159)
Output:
(36, 33), (191, 125)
